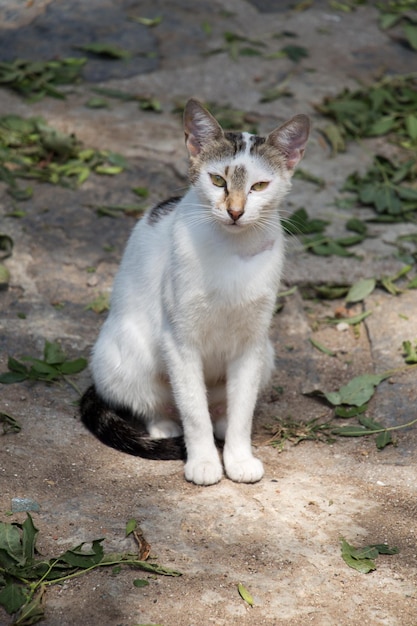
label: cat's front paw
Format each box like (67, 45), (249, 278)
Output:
(184, 457), (223, 486)
(224, 454), (264, 483)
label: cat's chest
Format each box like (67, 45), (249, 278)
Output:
(167, 242), (281, 337)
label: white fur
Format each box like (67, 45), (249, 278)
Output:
(91, 104), (308, 485)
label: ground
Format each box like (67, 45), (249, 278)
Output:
(1, 1), (417, 625)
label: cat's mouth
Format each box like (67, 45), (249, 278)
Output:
(222, 216), (250, 230)
(224, 221), (247, 232)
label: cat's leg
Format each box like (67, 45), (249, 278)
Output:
(148, 420), (183, 439)
(223, 344), (270, 483)
(164, 339), (223, 485)
(146, 393), (183, 439)
(208, 384), (227, 440)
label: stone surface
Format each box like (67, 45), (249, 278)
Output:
(1, 2), (417, 625)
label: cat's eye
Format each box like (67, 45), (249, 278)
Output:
(210, 174), (227, 188)
(251, 181), (269, 192)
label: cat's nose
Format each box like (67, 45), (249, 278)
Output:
(227, 208), (244, 222)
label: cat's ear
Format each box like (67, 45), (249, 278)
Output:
(184, 99), (224, 157)
(267, 114), (310, 170)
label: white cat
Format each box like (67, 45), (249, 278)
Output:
(80, 99), (309, 485)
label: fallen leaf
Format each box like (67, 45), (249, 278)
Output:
(76, 43), (131, 59)
(324, 372), (389, 407)
(340, 538), (376, 573)
(309, 337), (336, 357)
(345, 278), (376, 303)
(133, 578), (149, 588)
(340, 538), (398, 573)
(238, 582), (254, 606)
(402, 339), (417, 363)
(131, 15), (163, 27)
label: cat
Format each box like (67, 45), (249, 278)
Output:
(80, 98), (310, 486)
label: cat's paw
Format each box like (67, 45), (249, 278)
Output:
(184, 457), (223, 486)
(148, 420), (183, 439)
(224, 455), (264, 483)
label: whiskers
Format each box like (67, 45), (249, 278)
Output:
(279, 207), (304, 238)
(177, 197), (284, 244)
(180, 200), (216, 229)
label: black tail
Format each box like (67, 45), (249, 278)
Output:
(80, 385), (186, 460)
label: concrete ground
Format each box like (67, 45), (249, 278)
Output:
(1, 1), (416, 625)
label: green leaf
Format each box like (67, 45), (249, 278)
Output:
(239, 46), (263, 56)
(283, 207), (328, 235)
(0, 233), (14, 260)
(371, 544), (399, 555)
(26, 359), (59, 378)
(8, 356), (28, 374)
(402, 340), (417, 364)
(238, 582), (254, 606)
(379, 12), (402, 30)
(367, 115), (396, 136)
(351, 545), (379, 560)
(313, 285), (349, 300)
(133, 578), (149, 588)
(311, 239), (355, 257)
(86, 292), (110, 313)
(309, 338), (336, 357)
(76, 43), (131, 59)
(404, 22), (417, 51)
(281, 44), (309, 62)
(139, 97), (162, 112)
(126, 519), (137, 537)
(375, 430), (393, 449)
(12, 587), (45, 625)
(8, 185), (33, 201)
(0, 514), (181, 623)
(381, 277), (402, 296)
(0, 411), (22, 434)
(0, 57), (85, 100)
(106, 152), (128, 168)
(43, 340), (66, 365)
(0, 522), (24, 564)
(340, 538), (376, 573)
(334, 404), (368, 418)
(260, 83), (293, 102)
(345, 278), (376, 303)
(327, 310), (373, 326)
(60, 539), (104, 568)
(340, 538), (398, 573)
(58, 357), (88, 375)
(345, 217), (368, 235)
(325, 391), (342, 406)
(85, 97), (109, 109)
(95, 165), (123, 175)
(319, 123), (346, 153)
(293, 168), (325, 188)
(405, 114), (417, 140)
(358, 416), (384, 430)
(0, 371), (28, 384)
(22, 513), (38, 564)
(326, 373), (388, 407)
(0, 548), (19, 570)
(131, 15), (163, 27)
(132, 186), (149, 198)
(0, 582), (28, 614)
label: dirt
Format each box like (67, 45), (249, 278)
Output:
(1, 1), (417, 625)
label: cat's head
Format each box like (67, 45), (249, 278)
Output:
(183, 98), (310, 231)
